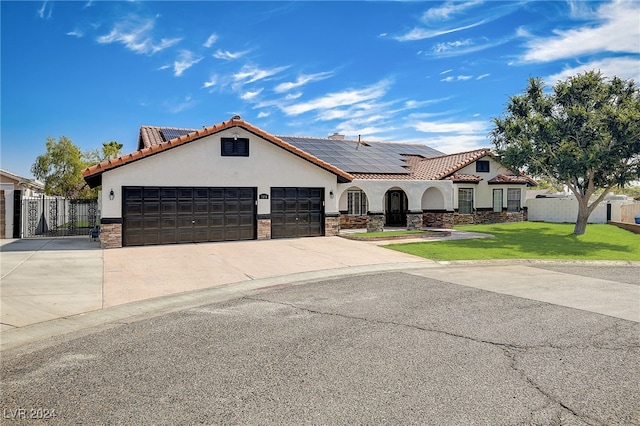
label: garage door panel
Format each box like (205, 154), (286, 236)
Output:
(161, 201), (177, 214)
(143, 203), (160, 215)
(124, 202), (142, 216)
(270, 187), (324, 239)
(210, 201), (225, 214)
(178, 188), (193, 199)
(160, 188), (177, 199)
(123, 186), (255, 246)
(160, 229), (177, 244)
(194, 188), (208, 199)
(143, 188), (160, 200)
(178, 202), (193, 214)
(143, 216), (160, 229)
(194, 201), (208, 213)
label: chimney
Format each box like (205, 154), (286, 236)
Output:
(328, 132), (345, 140)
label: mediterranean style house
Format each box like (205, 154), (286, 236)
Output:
(83, 116), (536, 248)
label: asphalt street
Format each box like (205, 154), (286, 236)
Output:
(2, 269), (638, 425)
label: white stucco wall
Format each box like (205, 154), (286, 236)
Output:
(455, 157), (526, 210)
(100, 128), (340, 218)
(337, 180), (453, 212)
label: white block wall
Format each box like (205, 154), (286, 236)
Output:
(527, 196), (608, 223)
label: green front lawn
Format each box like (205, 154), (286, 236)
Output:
(386, 222), (640, 261)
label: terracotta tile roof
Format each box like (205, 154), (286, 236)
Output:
(138, 125), (196, 150)
(488, 174), (537, 186)
(410, 148), (492, 180)
(82, 116), (354, 187)
(445, 174), (483, 183)
(350, 149), (493, 181)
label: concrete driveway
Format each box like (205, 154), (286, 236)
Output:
(1, 236), (428, 335)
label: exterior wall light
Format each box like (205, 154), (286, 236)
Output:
(109, 189), (115, 200)
(329, 190), (334, 199)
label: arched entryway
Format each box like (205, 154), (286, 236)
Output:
(385, 189), (408, 227)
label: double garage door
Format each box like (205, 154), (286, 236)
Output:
(123, 187), (256, 246)
(122, 186), (324, 246)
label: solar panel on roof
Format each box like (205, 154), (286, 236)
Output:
(160, 128), (195, 141)
(279, 136), (441, 174)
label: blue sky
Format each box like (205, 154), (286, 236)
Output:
(2, 1), (639, 180)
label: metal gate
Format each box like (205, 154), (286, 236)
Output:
(20, 196), (99, 238)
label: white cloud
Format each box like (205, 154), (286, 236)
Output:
(427, 36), (512, 57)
(395, 19), (490, 41)
(67, 30), (83, 38)
(433, 39), (472, 54)
(285, 92), (302, 100)
(422, 134), (490, 154)
(37, 1), (52, 20)
(203, 33), (218, 48)
(521, 1), (640, 62)
(412, 120), (489, 134)
(213, 49), (249, 60)
(168, 95), (195, 114)
(173, 50), (202, 77)
(440, 69), (453, 75)
(545, 57), (640, 84)
(280, 80), (390, 116)
(476, 73), (490, 80)
(273, 71), (334, 93)
(241, 89), (263, 101)
(257, 111), (270, 118)
(422, 1), (484, 22)
(157, 64), (170, 71)
(97, 17), (182, 55)
(202, 74), (218, 89)
(233, 64), (289, 85)
(440, 75), (473, 82)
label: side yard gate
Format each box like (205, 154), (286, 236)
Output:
(19, 195), (99, 238)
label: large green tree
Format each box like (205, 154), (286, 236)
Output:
(31, 137), (123, 199)
(490, 71), (640, 235)
(85, 141), (124, 163)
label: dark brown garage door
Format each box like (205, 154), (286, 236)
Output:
(270, 187), (324, 239)
(123, 187), (256, 246)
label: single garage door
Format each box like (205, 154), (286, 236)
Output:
(270, 187), (324, 239)
(123, 187), (256, 246)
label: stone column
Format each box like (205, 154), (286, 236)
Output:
(100, 220), (122, 249)
(324, 213), (340, 236)
(406, 211), (423, 230)
(367, 212), (385, 232)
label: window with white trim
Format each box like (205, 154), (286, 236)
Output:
(458, 188), (473, 214)
(493, 189), (503, 213)
(507, 188), (521, 212)
(347, 190), (368, 216)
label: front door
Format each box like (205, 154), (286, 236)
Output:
(386, 190), (407, 227)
